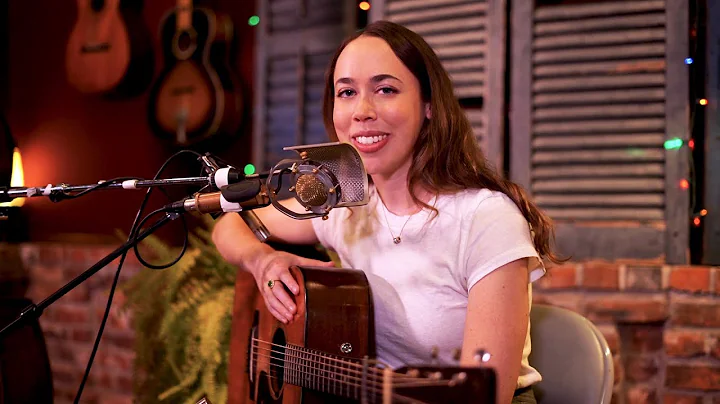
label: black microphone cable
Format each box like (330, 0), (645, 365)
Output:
(74, 149), (204, 404)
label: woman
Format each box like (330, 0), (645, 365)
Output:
(212, 20), (565, 403)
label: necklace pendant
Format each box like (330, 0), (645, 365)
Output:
(393, 237), (401, 244)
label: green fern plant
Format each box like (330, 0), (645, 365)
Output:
(121, 215), (236, 404)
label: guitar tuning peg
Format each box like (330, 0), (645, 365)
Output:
(451, 348), (462, 362)
(448, 372), (468, 387)
(428, 371), (443, 380)
(430, 345), (439, 360)
(474, 349), (491, 364)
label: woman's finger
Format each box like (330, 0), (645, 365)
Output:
(269, 280), (297, 316)
(300, 257), (336, 268)
(265, 294), (292, 323)
(266, 303), (287, 324)
(279, 271), (300, 296)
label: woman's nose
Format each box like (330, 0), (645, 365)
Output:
(352, 95), (377, 121)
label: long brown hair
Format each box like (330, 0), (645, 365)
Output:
(322, 21), (566, 265)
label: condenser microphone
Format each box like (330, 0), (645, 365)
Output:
(167, 142), (369, 220)
(267, 142), (369, 220)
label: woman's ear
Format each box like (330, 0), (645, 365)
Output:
(425, 103), (432, 119)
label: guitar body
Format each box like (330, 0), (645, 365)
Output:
(230, 266), (496, 404)
(246, 266), (375, 404)
(66, 0), (154, 96)
(148, 6), (243, 146)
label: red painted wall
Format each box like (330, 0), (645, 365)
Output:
(6, 0), (257, 243)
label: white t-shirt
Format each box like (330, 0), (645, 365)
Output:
(311, 186), (545, 389)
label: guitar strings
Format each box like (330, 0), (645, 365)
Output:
(252, 338), (449, 386)
(254, 367), (431, 404)
(251, 339), (460, 388)
(252, 346), (457, 388)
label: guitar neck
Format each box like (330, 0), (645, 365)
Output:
(176, 0), (193, 31)
(284, 344), (380, 401)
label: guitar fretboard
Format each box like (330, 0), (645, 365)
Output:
(284, 343), (375, 401)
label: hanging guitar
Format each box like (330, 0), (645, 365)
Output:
(226, 266), (497, 404)
(65, 0), (154, 96)
(147, 0), (243, 146)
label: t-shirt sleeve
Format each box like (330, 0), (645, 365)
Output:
(465, 194), (546, 291)
(311, 216), (331, 250)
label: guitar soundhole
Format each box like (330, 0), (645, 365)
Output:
(177, 31), (195, 52)
(270, 329), (286, 393)
(90, 0), (105, 12)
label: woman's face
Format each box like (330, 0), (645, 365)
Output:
(332, 36), (429, 181)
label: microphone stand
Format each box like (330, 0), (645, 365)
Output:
(0, 210), (181, 338)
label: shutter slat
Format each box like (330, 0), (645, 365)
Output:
(389, 2), (487, 25)
(440, 57), (485, 72)
(534, 59), (665, 77)
(532, 149), (664, 164)
(534, 88), (665, 106)
(387, 0), (477, 13)
(535, 13), (665, 36)
(534, 119), (665, 135)
(534, 104), (665, 121)
(534, 44), (665, 64)
(534, 0), (664, 21)
(533, 133), (665, 149)
(434, 43), (487, 59)
(425, 31), (488, 48)
(533, 163), (664, 178)
(533, 178), (664, 192)
(534, 73), (664, 92)
(401, 16), (486, 36)
(543, 208), (663, 221)
(535, 194), (664, 206)
(534, 28), (665, 50)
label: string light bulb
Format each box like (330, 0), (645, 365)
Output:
(359, 1), (371, 11)
(699, 98), (708, 106)
(693, 217), (701, 227)
(680, 179), (690, 190)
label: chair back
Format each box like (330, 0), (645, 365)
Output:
(529, 304), (613, 404)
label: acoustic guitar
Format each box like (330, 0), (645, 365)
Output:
(228, 266), (497, 404)
(147, 0), (243, 146)
(65, 0), (154, 96)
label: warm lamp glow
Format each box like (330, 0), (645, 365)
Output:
(0, 147), (25, 207)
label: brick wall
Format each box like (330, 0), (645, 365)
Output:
(13, 243), (143, 404)
(4, 243), (720, 403)
(535, 260), (720, 404)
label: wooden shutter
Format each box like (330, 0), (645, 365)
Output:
(254, 0), (353, 170)
(510, 0), (690, 262)
(370, 0), (505, 171)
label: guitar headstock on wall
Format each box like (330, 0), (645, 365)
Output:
(65, 0), (154, 97)
(147, 0), (243, 147)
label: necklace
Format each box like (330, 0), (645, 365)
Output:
(380, 201), (414, 244)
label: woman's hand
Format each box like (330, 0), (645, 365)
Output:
(250, 248), (335, 324)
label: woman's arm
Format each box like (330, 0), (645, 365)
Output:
(211, 197), (334, 323)
(460, 258), (530, 404)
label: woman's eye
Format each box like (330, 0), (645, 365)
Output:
(337, 89), (355, 97)
(378, 87), (396, 95)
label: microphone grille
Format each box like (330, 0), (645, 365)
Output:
(295, 174), (328, 207)
(284, 142), (368, 207)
